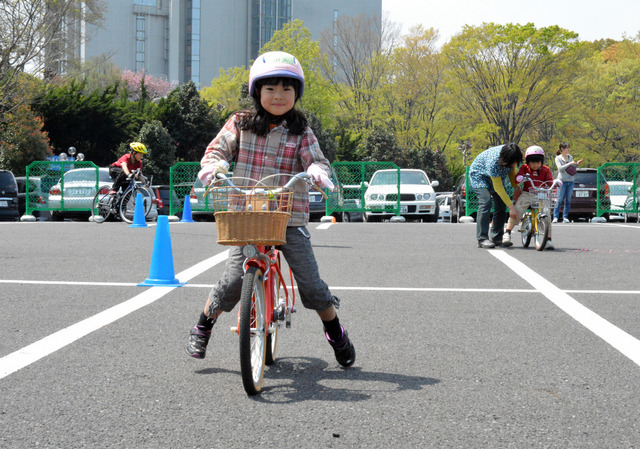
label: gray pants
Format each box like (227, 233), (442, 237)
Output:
(207, 226), (334, 315)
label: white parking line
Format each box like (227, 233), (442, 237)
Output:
(0, 251), (229, 380)
(490, 250), (640, 367)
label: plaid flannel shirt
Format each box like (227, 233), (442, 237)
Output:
(201, 113), (331, 226)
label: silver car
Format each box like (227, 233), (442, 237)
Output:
(49, 167), (157, 221)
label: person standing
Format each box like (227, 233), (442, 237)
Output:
(468, 143), (523, 248)
(553, 142), (582, 223)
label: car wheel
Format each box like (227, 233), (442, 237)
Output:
(342, 212), (351, 222)
(50, 211), (63, 221)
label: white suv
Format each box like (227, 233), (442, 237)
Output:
(363, 169), (439, 222)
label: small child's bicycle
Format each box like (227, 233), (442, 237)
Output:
(91, 168), (154, 223)
(518, 175), (561, 251)
(207, 167), (327, 395)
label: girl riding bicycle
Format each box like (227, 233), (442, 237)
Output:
(109, 142), (148, 195)
(503, 145), (557, 249)
(186, 51), (355, 368)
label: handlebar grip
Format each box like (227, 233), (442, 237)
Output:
(312, 183), (328, 199)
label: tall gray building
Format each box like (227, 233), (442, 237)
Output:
(65, 0), (381, 87)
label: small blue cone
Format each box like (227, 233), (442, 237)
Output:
(128, 192), (148, 228)
(137, 215), (186, 287)
(180, 195), (195, 223)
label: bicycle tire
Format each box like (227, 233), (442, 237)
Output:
(535, 215), (550, 251)
(119, 185), (153, 223)
(521, 214), (533, 248)
(91, 187), (114, 223)
(239, 266), (267, 396)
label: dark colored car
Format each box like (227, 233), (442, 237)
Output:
(0, 170), (20, 221)
(152, 184), (180, 217)
(561, 168), (611, 222)
(450, 174), (476, 223)
(16, 176), (49, 220)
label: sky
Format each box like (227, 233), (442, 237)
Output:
(381, 0), (640, 44)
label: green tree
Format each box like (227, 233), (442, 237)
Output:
(137, 120), (175, 184)
(568, 37), (640, 164)
(262, 20), (336, 127)
(443, 23), (583, 148)
(155, 81), (222, 161)
(200, 66), (251, 119)
(382, 25), (455, 152)
(0, 104), (52, 174)
(32, 80), (138, 166)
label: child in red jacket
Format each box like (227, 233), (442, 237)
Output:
(502, 146), (556, 249)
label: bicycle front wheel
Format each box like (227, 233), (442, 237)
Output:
(535, 215), (550, 251)
(521, 214), (533, 247)
(239, 266), (267, 396)
(91, 186), (114, 223)
(119, 186), (153, 223)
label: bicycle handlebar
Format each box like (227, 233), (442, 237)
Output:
(208, 171), (328, 200)
(517, 174), (562, 192)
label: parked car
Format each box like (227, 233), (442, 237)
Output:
(607, 180), (632, 221)
(49, 167), (158, 221)
(152, 184), (181, 217)
(0, 170), (19, 221)
(623, 181), (640, 222)
(436, 193), (452, 222)
(561, 168), (610, 222)
(16, 176), (49, 219)
(450, 174), (475, 223)
(363, 169), (439, 222)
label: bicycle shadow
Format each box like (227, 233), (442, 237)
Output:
(229, 356), (438, 403)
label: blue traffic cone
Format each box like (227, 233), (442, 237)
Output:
(180, 195), (195, 223)
(128, 192), (148, 228)
(137, 215), (186, 287)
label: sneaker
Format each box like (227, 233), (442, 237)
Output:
(552, 218), (558, 223)
(563, 218), (570, 223)
(326, 326), (356, 367)
(502, 232), (513, 247)
(477, 239), (495, 249)
(546, 240), (555, 250)
(186, 325), (211, 359)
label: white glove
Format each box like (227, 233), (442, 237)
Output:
(307, 164), (334, 190)
(198, 161), (230, 185)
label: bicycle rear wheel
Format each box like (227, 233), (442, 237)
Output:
(239, 266), (267, 395)
(119, 185), (153, 223)
(521, 213), (533, 247)
(535, 215), (550, 251)
(91, 186), (114, 223)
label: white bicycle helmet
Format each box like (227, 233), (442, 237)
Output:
(248, 51), (305, 99)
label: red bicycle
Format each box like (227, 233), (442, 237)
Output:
(207, 170), (326, 395)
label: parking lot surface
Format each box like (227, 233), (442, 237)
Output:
(1, 220), (640, 448)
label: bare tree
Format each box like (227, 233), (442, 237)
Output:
(0, 0), (104, 113)
(320, 13), (399, 115)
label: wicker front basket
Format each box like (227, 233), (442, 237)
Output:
(215, 210), (291, 246)
(208, 182), (293, 246)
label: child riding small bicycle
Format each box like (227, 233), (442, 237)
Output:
(503, 145), (559, 250)
(185, 51), (355, 369)
(109, 142), (148, 195)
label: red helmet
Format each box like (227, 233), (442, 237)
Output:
(248, 51), (305, 98)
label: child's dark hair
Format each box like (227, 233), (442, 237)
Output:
(556, 142), (570, 155)
(239, 76), (308, 136)
(498, 143), (523, 167)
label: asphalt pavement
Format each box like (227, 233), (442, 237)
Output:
(1, 219), (640, 448)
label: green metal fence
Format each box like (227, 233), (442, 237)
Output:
(328, 161), (400, 217)
(169, 162), (200, 216)
(24, 161), (101, 217)
(598, 162), (640, 220)
(462, 166), (515, 217)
